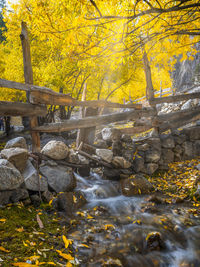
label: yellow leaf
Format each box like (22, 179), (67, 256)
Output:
(76, 211), (85, 217)
(73, 195), (77, 203)
(26, 255), (40, 261)
(62, 235), (72, 249)
(66, 262), (73, 267)
(12, 263), (37, 267)
(0, 246), (10, 253)
(39, 262), (56, 265)
(56, 250), (74, 261)
(87, 215), (93, 219)
(138, 189), (141, 194)
(79, 244), (89, 248)
(23, 241), (28, 247)
(16, 227), (24, 232)
(104, 224), (115, 230)
(0, 219), (6, 222)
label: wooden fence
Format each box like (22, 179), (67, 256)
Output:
(0, 22), (200, 152)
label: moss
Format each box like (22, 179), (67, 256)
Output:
(0, 203), (74, 266)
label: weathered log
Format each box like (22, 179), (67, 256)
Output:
(32, 108), (156, 132)
(78, 150), (113, 168)
(0, 101), (47, 116)
(149, 92), (200, 105)
(20, 22), (41, 152)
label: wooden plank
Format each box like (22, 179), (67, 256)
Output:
(150, 92), (200, 105)
(20, 21), (41, 153)
(0, 101), (47, 116)
(32, 108), (156, 132)
(0, 79), (142, 109)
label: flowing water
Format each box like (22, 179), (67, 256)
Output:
(68, 173), (200, 267)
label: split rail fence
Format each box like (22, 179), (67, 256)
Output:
(0, 22), (200, 152)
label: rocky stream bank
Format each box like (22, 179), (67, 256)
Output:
(0, 125), (200, 266)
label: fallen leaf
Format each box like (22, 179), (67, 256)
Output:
(36, 214), (44, 229)
(0, 219), (6, 222)
(56, 250), (74, 261)
(62, 235), (72, 249)
(12, 263), (37, 266)
(0, 246), (10, 253)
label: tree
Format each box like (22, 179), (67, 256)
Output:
(0, 0), (6, 42)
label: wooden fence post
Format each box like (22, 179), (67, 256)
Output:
(20, 21), (40, 152)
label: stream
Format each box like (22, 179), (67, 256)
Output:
(67, 173), (200, 267)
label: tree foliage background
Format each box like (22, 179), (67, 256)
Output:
(0, 0), (199, 103)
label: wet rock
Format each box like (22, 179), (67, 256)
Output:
(30, 194), (41, 207)
(112, 140), (122, 156)
(121, 174), (154, 196)
(96, 149), (113, 163)
(23, 160), (48, 192)
(103, 167), (121, 180)
(78, 155), (89, 165)
(146, 232), (165, 251)
(146, 195), (166, 204)
(132, 156), (145, 173)
(183, 141), (194, 159)
(112, 156), (132, 169)
(94, 183), (119, 198)
(161, 149), (174, 163)
(0, 160), (24, 190)
(41, 140), (69, 160)
(146, 163), (158, 175)
(78, 165), (90, 177)
(5, 137), (27, 150)
(39, 164), (76, 193)
(1, 147), (28, 172)
(67, 149), (80, 164)
(160, 134), (175, 148)
(10, 188), (29, 203)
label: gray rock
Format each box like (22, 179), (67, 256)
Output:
(23, 160), (48, 192)
(1, 148), (28, 172)
(146, 138), (161, 151)
(132, 156), (145, 173)
(194, 141), (200, 156)
(96, 149), (113, 163)
(0, 160), (23, 190)
(174, 134), (186, 145)
(0, 188), (29, 205)
(173, 145), (183, 155)
(78, 155), (89, 165)
(161, 149), (174, 163)
(188, 127), (200, 141)
(41, 140), (69, 160)
(137, 143), (150, 152)
(121, 134), (132, 143)
(160, 134), (175, 148)
(67, 149), (80, 164)
(101, 128), (121, 142)
(121, 174), (154, 196)
(5, 137), (27, 150)
(145, 149), (161, 163)
(183, 141), (194, 159)
(181, 99), (194, 110)
(122, 149), (135, 162)
(174, 153), (182, 162)
(94, 139), (108, 149)
(112, 141), (122, 156)
(103, 168), (121, 180)
(39, 165), (76, 193)
(146, 163), (159, 175)
(112, 156), (132, 169)
(42, 190), (54, 203)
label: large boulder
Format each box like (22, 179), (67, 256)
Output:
(39, 164), (76, 193)
(96, 149), (113, 163)
(41, 140), (69, 160)
(0, 159), (24, 190)
(1, 148), (28, 172)
(0, 188), (29, 206)
(112, 156), (131, 169)
(5, 137), (27, 150)
(121, 174), (154, 196)
(23, 160), (48, 192)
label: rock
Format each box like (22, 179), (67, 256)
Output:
(112, 156), (132, 169)
(174, 153), (182, 162)
(145, 149), (161, 163)
(42, 190), (54, 203)
(67, 149), (80, 164)
(161, 149), (174, 163)
(160, 134), (175, 148)
(77, 165), (90, 177)
(146, 138), (161, 151)
(146, 232), (165, 251)
(183, 141), (194, 159)
(146, 195), (166, 204)
(94, 140), (108, 149)
(103, 167), (121, 180)
(173, 145), (183, 155)
(194, 141), (200, 156)
(132, 156), (145, 173)
(188, 126), (200, 141)
(112, 141), (122, 156)
(23, 160), (48, 192)
(174, 134), (186, 145)
(39, 164), (76, 193)
(146, 163), (158, 175)
(137, 143), (150, 152)
(121, 174), (154, 196)
(181, 99), (194, 110)
(96, 149), (113, 163)
(195, 164), (200, 171)
(5, 137), (27, 150)
(30, 194), (41, 207)
(40, 133), (68, 147)
(121, 134), (132, 143)
(0, 188), (29, 206)
(101, 128), (121, 142)
(0, 160), (23, 190)
(122, 149), (135, 162)
(1, 148), (28, 172)
(41, 140), (69, 160)
(78, 155), (89, 165)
